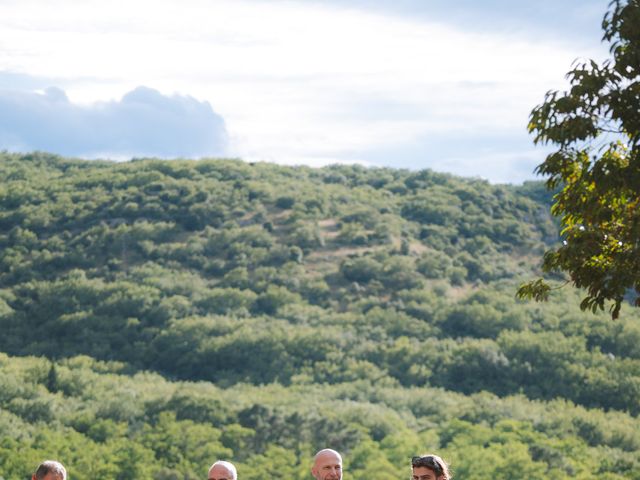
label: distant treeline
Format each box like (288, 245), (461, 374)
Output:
(2, 354), (640, 479)
(1, 152), (640, 478)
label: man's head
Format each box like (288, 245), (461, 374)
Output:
(32, 461), (67, 480)
(208, 460), (237, 480)
(411, 455), (451, 480)
(311, 448), (342, 480)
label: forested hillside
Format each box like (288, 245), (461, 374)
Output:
(1, 152), (640, 479)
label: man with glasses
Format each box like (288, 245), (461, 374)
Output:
(311, 448), (343, 480)
(411, 454), (452, 480)
(32, 460), (67, 480)
(208, 460), (237, 480)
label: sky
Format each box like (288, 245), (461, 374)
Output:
(0, 0), (611, 183)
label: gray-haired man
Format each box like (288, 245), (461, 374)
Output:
(208, 460), (237, 480)
(311, 449), (342, 480)
(32, 461), (67, 480)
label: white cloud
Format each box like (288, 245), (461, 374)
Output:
(0, 84), (227, 158)
(426, 150), (548, 185)
(0, 0), (609, 182)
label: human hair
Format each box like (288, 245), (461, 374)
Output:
(311, 448), (343, 480)
(208, 460), (238, 480)
(34, 460), (67, 480)
(313, 448), (342, 463)
(411, 454), (452, 480)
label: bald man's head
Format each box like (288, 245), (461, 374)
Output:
(311, 449), (342, 480)
(208, 461), (237, 480)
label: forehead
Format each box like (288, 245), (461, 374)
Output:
(412, 466), (437, 480)
(41, 475), (63, 480)
(315, 452), (342, 467)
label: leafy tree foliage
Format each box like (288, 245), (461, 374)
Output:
(518, 0), (640, 318)
(2, 151), (640, 477)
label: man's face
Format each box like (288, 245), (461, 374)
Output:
(35, 475), (63, 480)
(412, 466), (442, 480)
(312, 451), (342, 480)
(208, 464), (235, 480)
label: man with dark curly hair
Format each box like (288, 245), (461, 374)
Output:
(411, 454), (452, 480)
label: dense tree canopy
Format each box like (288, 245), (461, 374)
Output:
(518, 0), (640, 318)
(2, 150), (640, 477)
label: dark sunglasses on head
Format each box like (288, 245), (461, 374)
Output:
(411, 456), (442, 475)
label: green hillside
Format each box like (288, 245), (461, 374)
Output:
(1, 152), (640, 479)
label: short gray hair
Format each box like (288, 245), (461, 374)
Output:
(34, 460), (67, 480)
